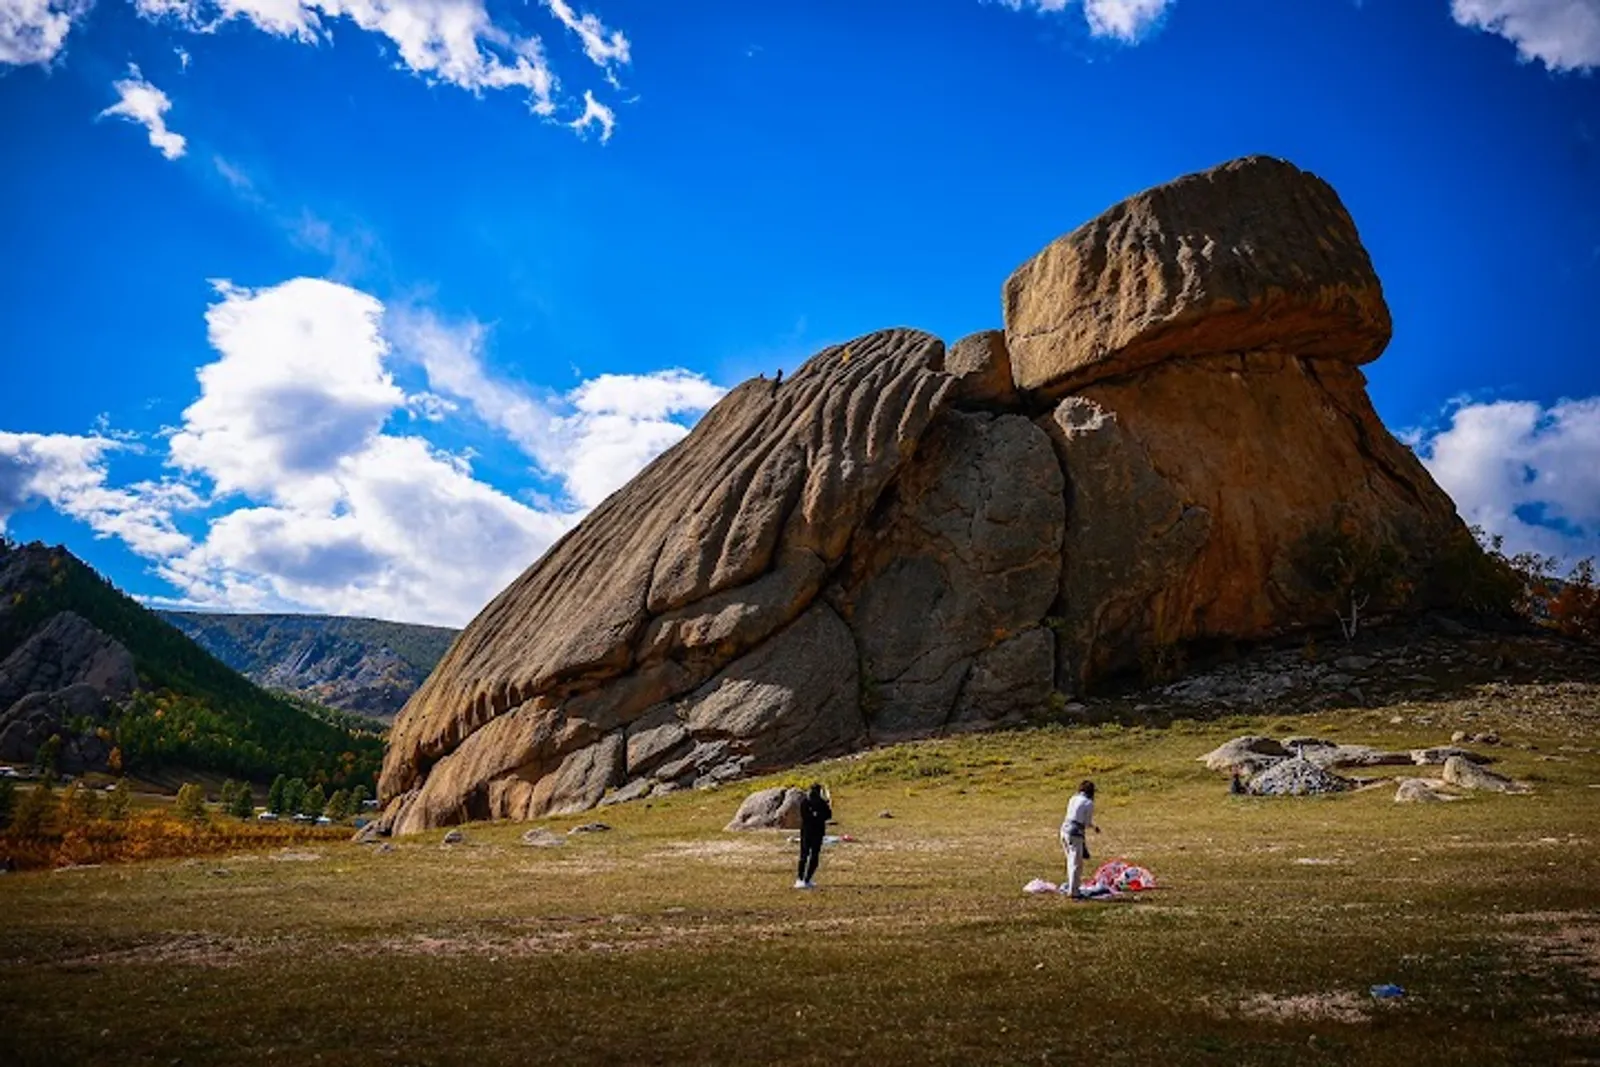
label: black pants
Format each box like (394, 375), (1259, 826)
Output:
(797, 832), (823, 882)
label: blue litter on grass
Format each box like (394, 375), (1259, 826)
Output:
(1370, 984), (1406, 1000)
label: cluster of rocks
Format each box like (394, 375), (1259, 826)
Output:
(1200, 735), (1531, 799)
(376, 156), (1474, 834)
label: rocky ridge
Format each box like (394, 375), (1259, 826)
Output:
(376, 156), (1472, 835)
(160, 611), (456, 721)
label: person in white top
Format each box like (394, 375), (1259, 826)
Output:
(1060, 780), (1101, 899)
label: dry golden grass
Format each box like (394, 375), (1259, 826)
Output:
(1, 680), (1597, 1065)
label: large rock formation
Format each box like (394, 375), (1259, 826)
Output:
(377, 155), (1471, 834)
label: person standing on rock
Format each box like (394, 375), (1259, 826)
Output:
(1061, 780), (1101, 899)
(795, 783), (832, 889)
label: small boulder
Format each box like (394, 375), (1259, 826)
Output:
(1442, 756), (1530, 794)
(1248, 756), (1352, 796)
(1450, 730), (1468, 744)
(441, 829), (466, 845)
(568, 821), (612, 835)
(521, 828), (565, 848)
(1394, 778), (1445, 803)
(1200, 736), (1290, 773)
(350, 822), (385, 844)
(724, 786), (805, 831)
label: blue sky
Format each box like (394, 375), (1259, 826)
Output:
(2, 0), (1598, 626)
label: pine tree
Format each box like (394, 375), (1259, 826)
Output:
(174, 782), (207, 821)
(267, 774), (287, 814)
(229, 783), (255, 819)
(13, 781), (57, 837)
(325, 788), (350, 822)
(219, 779), (238, 812)
(283, 777), (307, 816)
(104, 780), (131, 822)
(350, 784), (369, 812)
(302, 783), (326, 818)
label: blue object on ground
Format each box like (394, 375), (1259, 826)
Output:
(1370, 984), (1406, 999)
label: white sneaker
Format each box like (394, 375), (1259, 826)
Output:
(793, 879), (808, 889)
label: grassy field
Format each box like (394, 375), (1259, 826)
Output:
(2, 678), (1597, 1065)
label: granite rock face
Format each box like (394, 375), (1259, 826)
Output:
(377, 156), (1472, 834)
(0, 611), (136, 773)
(1003, 155), (1392, 396)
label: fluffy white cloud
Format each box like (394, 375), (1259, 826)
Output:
(98, 65), (188, 161)
(990, 0), (1174, 42)
(169, 278), (402, 505)
(149, 278), (574, 624)
(131, 0), (639, 122)
(568, 89), (615, 143)
(1414, 396), (1600, 563)
(0, 433), (198, 557)
(5, 279), (725, 626)
(1451, 0), (1600, 72)
(391, 308), (725, 509)
(543, 0), (629, 83)
(0, 0), (89, 66)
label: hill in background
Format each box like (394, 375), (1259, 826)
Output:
(0, 540), (383, 789)
(160, 611), (457, 721)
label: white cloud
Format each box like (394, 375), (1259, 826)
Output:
(568, 89), (615, 143)
(1414, 396), (1600, 563)
(4, 279), (724, 626)
(989, 0), (1174, 42)
(543, 0), (629, 84)
(0, 434), (198, 558)
(169, 279), (403, 505)
(391, 308), (726, 509)
(1451, 0), (1600, 72)
(175, 44), (191, 70)
(130, 0), (634, 121)
(0, 0), (88, 66)
(98, 65), (188, 161)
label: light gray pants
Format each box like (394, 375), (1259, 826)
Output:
(1061, 831), (1087, 895)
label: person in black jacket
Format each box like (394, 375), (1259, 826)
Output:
(794, 783), (832, 889)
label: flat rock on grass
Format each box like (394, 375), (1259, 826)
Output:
(521, 828), (565, 848)
(1300, 743), (1412, 769)
(1443, 755), (1531, 794)
(1200, 736), (1290, 773)
(1394, 778), (1457, 803)
(1412, 746), (1492, 766)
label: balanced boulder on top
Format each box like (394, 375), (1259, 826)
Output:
(376, 155), (1470, 834)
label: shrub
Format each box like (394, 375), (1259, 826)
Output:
(1295, 508), (1412, 640)
(0, 778), (13, 829)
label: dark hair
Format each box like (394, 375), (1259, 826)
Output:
(809, 783), (824, 800)
(1079, 780), (1095, 798)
